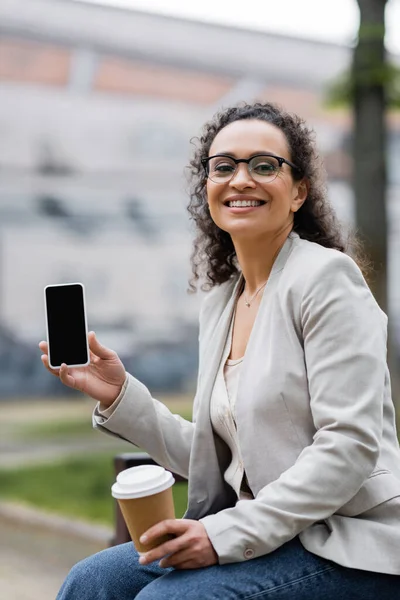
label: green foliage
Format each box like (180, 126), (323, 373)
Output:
(0, 455), (189, 525)
(20, 418), (96, 439)
(325, 15), (400, 110)
(358, 22), (385, 41)
(326, 63), (400, 109)
(14, 409), (192, 441)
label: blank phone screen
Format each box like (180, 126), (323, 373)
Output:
(45, 284), (89, 368)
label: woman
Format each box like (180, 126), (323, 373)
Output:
(39, 102), (400, 599)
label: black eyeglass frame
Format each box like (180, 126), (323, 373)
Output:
(201, 153), (303, 182)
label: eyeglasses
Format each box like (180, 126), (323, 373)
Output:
(201, 154), (302, 184)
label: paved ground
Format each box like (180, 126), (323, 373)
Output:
(0, 503), (112, 600)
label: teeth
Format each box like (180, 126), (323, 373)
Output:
(228, 200), (263, 208)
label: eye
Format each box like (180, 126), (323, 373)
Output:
(252, 158), (279, 174)
(213, 162), (235, 173)
(249, 155), (279, 175)
(208, 157), (236, 175)
(257, 163), (275, 172)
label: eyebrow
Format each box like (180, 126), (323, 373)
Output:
(210, 151), (280, 158)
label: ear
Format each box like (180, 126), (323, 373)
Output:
(291, 178), (309, 213)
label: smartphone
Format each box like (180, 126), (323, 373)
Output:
(44, 282), (90, 369)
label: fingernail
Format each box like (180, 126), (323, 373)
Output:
(138, 556), (146, 564)
(140, 535), (147, 543)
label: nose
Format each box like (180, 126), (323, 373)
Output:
(228, 163), (256, 190)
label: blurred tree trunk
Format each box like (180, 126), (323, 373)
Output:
(352, 0), (399, 411)
(352, 0), (387, 310)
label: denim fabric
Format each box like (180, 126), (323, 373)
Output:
(57, 537), (399, 600)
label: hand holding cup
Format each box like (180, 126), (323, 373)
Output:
(112, 465), (176, 553)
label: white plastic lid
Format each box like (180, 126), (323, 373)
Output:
(111, 465), (175, 499)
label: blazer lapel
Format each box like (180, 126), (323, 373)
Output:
(187, 274), (243, 515)
(198, 274), (243, 398)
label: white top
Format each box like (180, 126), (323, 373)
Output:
(224, 357), (243, 420)
(209, 310), (253, 501)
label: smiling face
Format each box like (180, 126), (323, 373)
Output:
(206, 119), (308, 242)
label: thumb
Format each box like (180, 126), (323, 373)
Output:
(88, 331), (115, 360)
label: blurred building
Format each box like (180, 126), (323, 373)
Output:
(0, 0), (399, 395)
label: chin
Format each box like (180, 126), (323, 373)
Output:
(225, 224), (265, 239)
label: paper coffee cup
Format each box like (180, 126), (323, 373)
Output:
(112, 465), (175, 552)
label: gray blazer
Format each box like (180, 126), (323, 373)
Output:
(94, 231), (400, 575)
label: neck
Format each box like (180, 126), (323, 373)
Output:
(232, 225), (292, 296)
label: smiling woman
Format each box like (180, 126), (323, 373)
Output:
(41, 101), (400, 599)
(188, 103), (369, 294)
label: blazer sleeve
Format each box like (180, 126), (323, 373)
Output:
(91, 298), (212, 478)
(200, 253), (387, 563)
(93, 373), (195, 478)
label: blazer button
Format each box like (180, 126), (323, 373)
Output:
(244, 548), (255, 559)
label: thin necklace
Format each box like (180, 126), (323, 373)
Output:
(243, 280), (268, 307)
(243, 239), (283, 308)
(241, 241), (284, 307)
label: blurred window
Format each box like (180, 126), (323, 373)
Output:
(0, 38), (70, 86)
(93, 56), (233, 104)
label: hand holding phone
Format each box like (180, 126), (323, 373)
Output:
(41, 283), (126, 406)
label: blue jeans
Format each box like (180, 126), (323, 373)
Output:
(57, 536), (399, 599)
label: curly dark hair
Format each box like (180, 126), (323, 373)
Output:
(187, 101), (368, 292)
